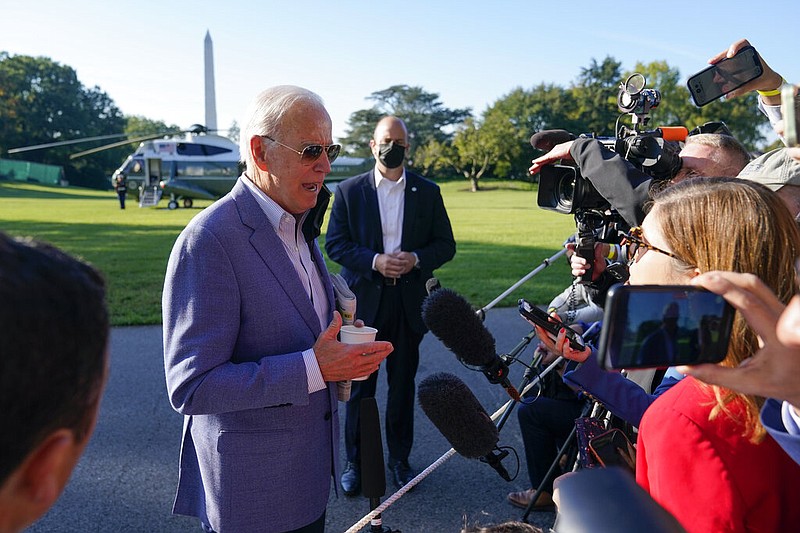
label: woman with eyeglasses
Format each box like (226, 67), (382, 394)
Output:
(538, 177), (800, 532)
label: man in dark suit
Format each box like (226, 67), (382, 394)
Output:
(162, 86), (392, 533)
(325, 116), (456, 495)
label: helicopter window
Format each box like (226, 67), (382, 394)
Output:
(176, 143), (233, 156)
(123, 158), (145, 176)
(176, 161), (239, 177)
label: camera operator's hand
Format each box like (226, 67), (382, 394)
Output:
(529, 141), (575, 176)
(708, 38), (783, 104)
(567, 242), (608, 282)
(678, 271), (800, 410)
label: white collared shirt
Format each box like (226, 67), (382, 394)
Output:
(373, 167), (406, 265)
(242, 175), (327, 393)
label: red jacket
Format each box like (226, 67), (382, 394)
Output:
(637, 377), (800, 533)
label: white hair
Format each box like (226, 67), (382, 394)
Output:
(239, 85), (326, 172)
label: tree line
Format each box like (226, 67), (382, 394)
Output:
(1, 52), (772, 191)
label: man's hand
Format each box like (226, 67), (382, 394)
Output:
(314, 312), (393, 381)
(679, 271), (800, 409)
(708, 38), (783, 103)
(529, 140), (575, 176)
(375, 251), (416, 278)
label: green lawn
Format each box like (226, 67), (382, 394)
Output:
(0, 179), (575, 325)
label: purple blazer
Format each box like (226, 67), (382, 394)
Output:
(163, 177), (338, 532)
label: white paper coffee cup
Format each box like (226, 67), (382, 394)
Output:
(340, 325), (378, 381)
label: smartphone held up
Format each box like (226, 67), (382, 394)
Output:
(597, 285), (735, 370)
(687, 45), (763, 107)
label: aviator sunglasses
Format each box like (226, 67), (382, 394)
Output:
(262, 135), (341, 165)
(622, 226), (686, 266)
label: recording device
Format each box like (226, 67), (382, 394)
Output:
(597, 285), (735, 370)
(536, 73), (685, 217)
(782, 84), (800, 147)
(361, 398), (386, 499)
(421, 288), (521, 401)
(360, 398), (394, 533)
(534, 74), (685, 286)
(530, 129), (576, 152)
(554, 467), (688, 533)
(418, 372), (511, 481)
(687, 45), (763, 107)
(588, 428), (636, 474)
(518, 298), (585, 351)
(425, 276), (442, 296)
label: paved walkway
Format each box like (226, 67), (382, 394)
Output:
(26, 307), (557, 533)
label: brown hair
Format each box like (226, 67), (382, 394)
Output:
(649, 177), (800, 441)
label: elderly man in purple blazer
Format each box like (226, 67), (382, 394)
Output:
(162, 85), (392, 533)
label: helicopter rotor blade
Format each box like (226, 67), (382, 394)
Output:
(7, 133), (133, 155)
(69, 133), (171, 160)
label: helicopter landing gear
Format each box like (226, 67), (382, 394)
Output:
(168, 200), (179, 210)
(183, 198), (193, 208)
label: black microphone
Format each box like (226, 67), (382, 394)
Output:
(530, 129), (576, 152)
(421, 288), (520, 401)
(361, 397), (393, 532)
(361, 398), (386, 499)
(418, 372), (511, 481)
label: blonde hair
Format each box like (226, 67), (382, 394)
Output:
(650, 177), (800, 441)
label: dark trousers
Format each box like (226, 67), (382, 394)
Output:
(345, 285), (423, 464)
(117, 191), (126, 209)
(517, 395), (587, 494)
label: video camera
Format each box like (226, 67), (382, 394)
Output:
(533, 73), (688, 284)
(536, 73), (684, 217)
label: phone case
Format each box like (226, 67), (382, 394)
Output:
(588, 428), (636, 474)
(598, 284), (735, 370)
(687, 45), (763, 107)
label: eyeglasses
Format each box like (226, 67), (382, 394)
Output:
(622, 226), (685, 266)
(261, 135), (341, 165)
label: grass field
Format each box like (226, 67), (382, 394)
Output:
(0, 179), (575, 325)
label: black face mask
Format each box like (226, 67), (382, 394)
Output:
(377, 141), (406, 169)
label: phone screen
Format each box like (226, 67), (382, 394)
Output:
(598, 285), (735, 370)
(687, 45), (763, 107)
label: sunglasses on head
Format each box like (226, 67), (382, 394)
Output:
(261, 135), (341, 165)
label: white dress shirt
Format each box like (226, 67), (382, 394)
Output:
(242, 175), (327, 393)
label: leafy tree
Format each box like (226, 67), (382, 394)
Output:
(567, 57), (623, 136)
(227, 120), (240, 144)
(0, 52), (126, 188)
(481, 84), (580, 179)
(339, 85), (472, 167)
(125, 115), (181, 137)
(416, 118), (498, 191)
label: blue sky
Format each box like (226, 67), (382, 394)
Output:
(3, 1), (799, 140)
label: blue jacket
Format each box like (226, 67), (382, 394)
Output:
(163, 177), (338, 532)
